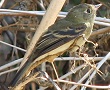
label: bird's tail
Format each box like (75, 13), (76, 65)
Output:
(9, 54), (34, 87)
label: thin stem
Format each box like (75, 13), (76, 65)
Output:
(0, 40), (26, 52)
(81, 52), (110, 90)
(0, 67), (19, 76)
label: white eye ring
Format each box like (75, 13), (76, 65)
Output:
(84, 8), (91, 14)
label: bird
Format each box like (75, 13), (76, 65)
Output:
(10, 3), (101, 88)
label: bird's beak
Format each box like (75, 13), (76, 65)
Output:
(95, 4), (102, 10)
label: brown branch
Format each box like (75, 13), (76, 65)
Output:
(91, 27), (110, 36)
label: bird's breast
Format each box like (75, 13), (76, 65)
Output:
(70, 27), (92, 52)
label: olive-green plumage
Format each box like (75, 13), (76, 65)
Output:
(10, 3), (101, 88)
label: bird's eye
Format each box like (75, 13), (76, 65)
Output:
(86, 8), (91, 13)
(84, 8), (91, 14)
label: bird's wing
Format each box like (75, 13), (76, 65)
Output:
(9, 23), (87, 87)
(33, 23), (87, 59)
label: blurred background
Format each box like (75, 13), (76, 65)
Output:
(0, 0), (110, 90)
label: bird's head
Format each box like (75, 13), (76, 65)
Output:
(65, 3), (102, 24)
